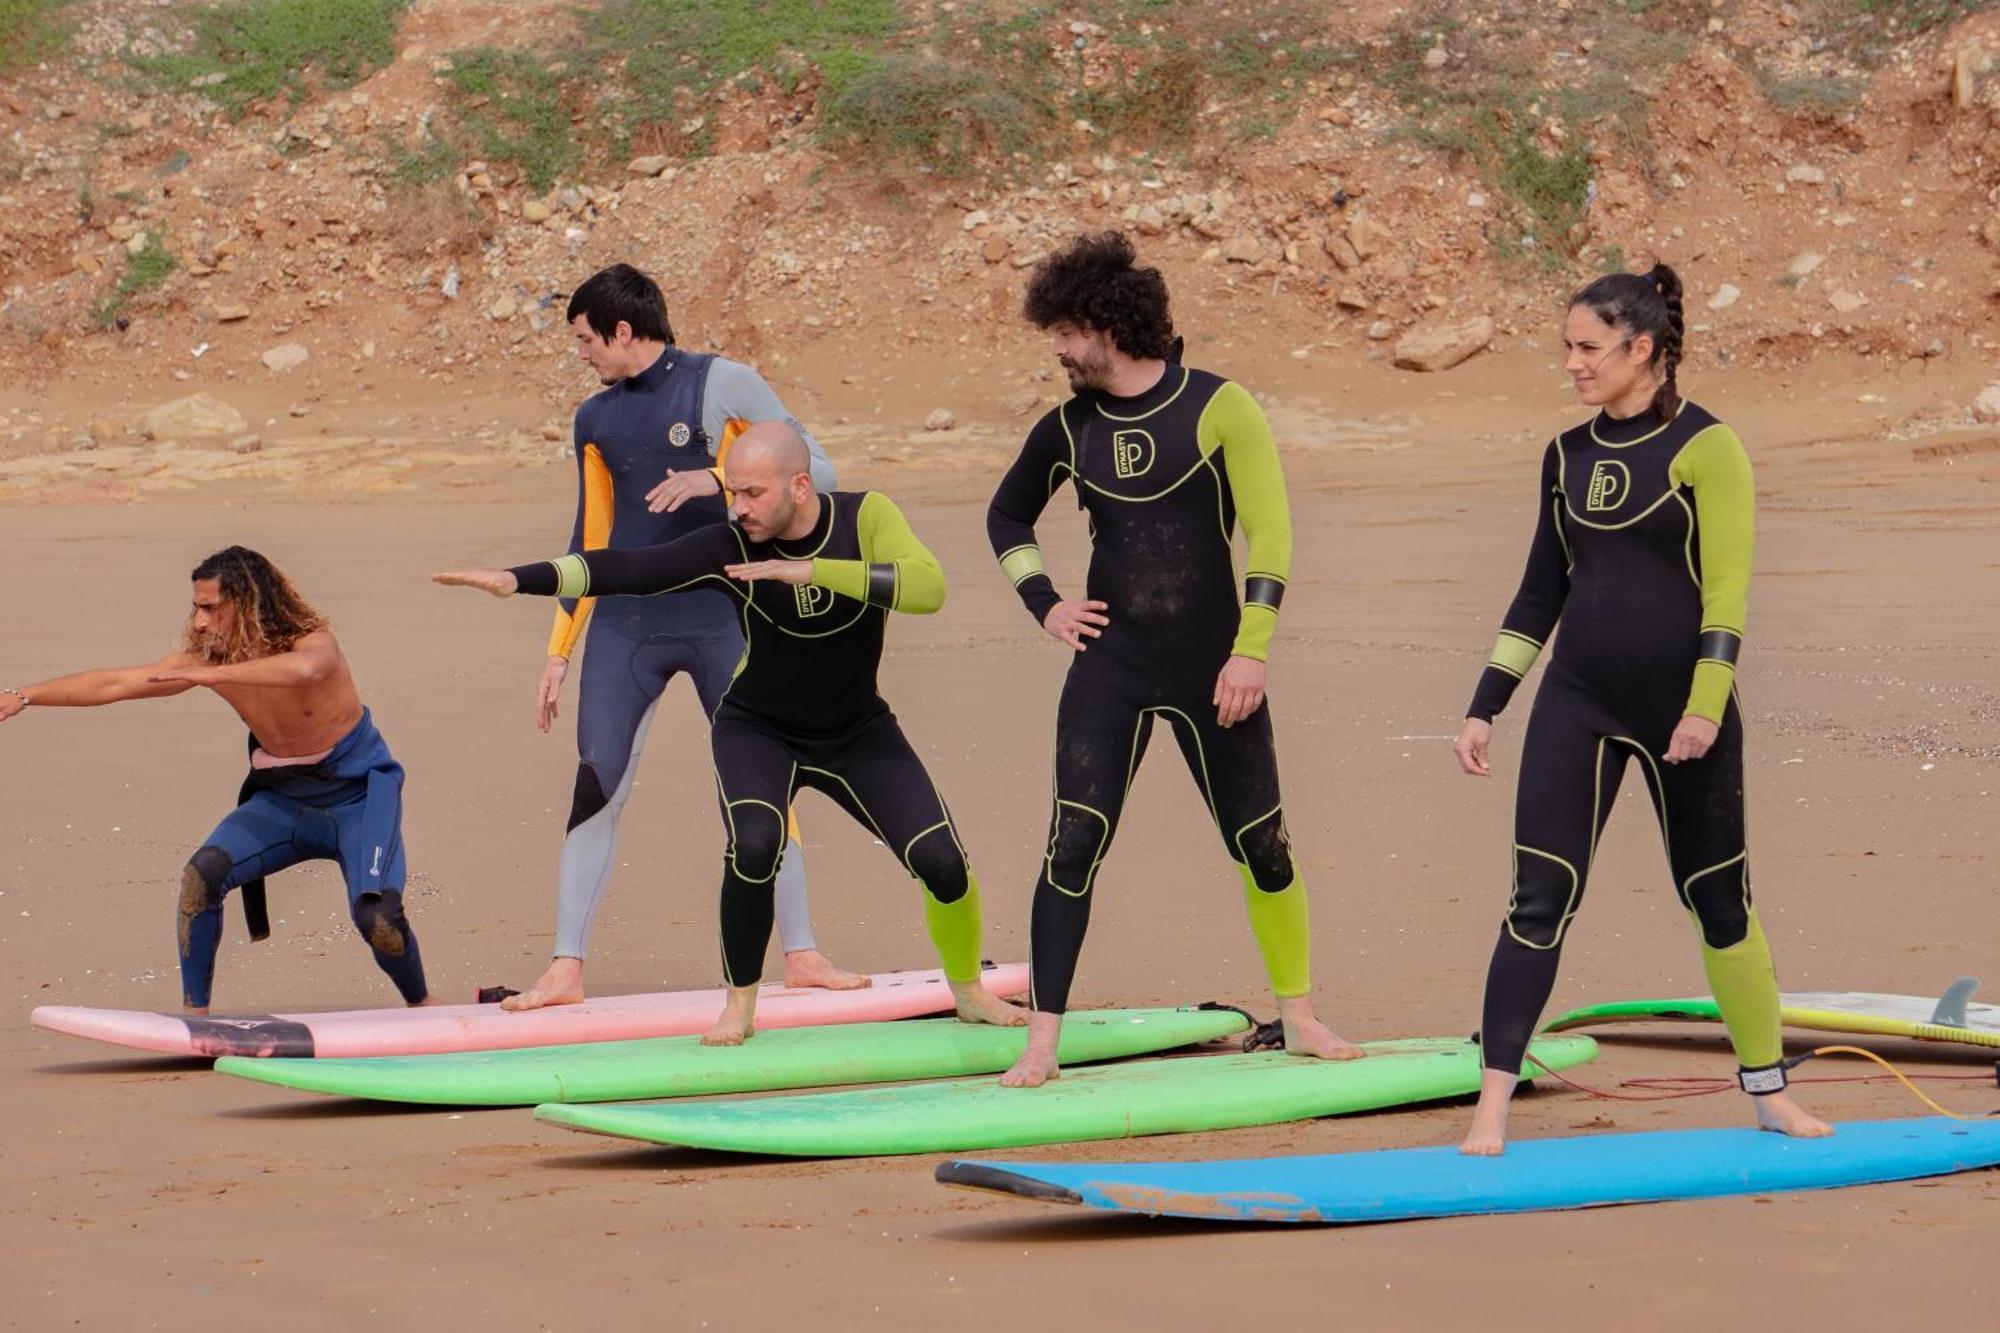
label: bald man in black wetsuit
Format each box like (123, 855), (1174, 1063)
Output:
(437, 423), (1024, 1044)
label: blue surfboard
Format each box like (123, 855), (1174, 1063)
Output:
(937, 1117), (2000, 1224)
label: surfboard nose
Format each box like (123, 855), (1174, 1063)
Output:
(32, 1005), (193, 1056)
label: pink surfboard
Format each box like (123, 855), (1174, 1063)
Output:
(30, 963), (1029, 1059)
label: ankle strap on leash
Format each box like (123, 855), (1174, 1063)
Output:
(1738, 1061), (1789, 1096)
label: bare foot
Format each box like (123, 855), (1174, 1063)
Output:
(950, 978), (1027, 1028)
(782, 949), (871, 991)
(1459, 1069), (1517, 1156)
(1754, 1090), (1834, 1138)
(700, 985), (758, 1047)
(1276, 996), (1365, 1061)
(183, 1006), (210, 1016)
(998, 1010), (1062, 1088)
(500, 957), (585, 1012)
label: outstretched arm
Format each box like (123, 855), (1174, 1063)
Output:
(1, 653), (201, 719)
(147, 631), (341, 689)
(436, 525), (742, 601)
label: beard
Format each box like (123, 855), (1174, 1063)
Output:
(1059, 354), (1110, 392)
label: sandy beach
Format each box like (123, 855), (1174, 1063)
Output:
(4, 343), (1996, 1331)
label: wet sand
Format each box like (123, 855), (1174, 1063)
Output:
(4, 352), (1997, 1331)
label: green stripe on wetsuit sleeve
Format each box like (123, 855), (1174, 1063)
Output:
(997, 544), (1046, 589)
(1198, 380), (1293, 662)
(1486, 629), (1544, 679)
(551, 553), (590, 599)
(809, 491), (947, 613)
(1671, 424), (1754, 723)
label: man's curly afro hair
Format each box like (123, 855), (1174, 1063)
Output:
(1023, 231), (1177, 361)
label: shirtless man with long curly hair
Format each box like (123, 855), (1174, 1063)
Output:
(0, 546), (431, 1013)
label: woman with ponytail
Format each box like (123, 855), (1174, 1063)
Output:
(1449, 263), (1830, 1154)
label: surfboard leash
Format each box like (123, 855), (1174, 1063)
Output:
(1782, 1045), (1997, 1122)
(1521, 1045), (2000, 1120)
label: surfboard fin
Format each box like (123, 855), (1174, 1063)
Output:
(1929, 976), (1979, 1029)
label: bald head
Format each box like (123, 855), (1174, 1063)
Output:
(724, 418), (818, 542)
(730, 420), (810, 479)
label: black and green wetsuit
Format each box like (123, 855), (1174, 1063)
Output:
(1467, 400), (1785, 1088)
(510, 491), (984, 988)
(987, 364), (1311, 1014)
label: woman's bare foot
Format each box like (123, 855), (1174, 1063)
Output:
(950, 978), (1027, 1028)
(998, 1010), (1062, 1088)
(1276, 995), (1366, 1060)
(782, 949), (871, 991)
(700, 985), (759, 1047)
(500, 957), (585, 1012)
(1754, 1090), (1834, 1138)
(1459, 1069), (1517, 1156)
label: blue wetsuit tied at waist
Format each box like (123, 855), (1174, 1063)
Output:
(178, 707), (427, 1009)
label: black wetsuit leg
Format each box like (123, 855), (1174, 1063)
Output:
(1477, 677), (1635, 1074)
(793, 709), (972, 907)
(1029, 652), (1302, 1015)
(710, 701), (978, 987)
(1639, 702), (1753, 946)
(1159, 691), (1293, 892)
(1027, 657), (1151, 1015)
(709, 705), (799, 987)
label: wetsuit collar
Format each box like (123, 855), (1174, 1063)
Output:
(1592, 404), (1668, 445)
(773, 492), (834, 558)
(623, 344), (675, 391)
(1088, 362), (1176, 415)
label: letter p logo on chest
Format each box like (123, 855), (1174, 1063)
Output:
(1111, 429), (1156, 479)
(1585, 459), (1631, 512)
(794, 585), (834, 618)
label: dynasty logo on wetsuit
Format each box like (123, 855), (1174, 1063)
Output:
(1584, 459), (1629, 512)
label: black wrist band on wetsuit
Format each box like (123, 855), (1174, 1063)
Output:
(1738, 1061), (1788, 1096)
(509, 562), (560, 597)
(864, 562), (897, 609)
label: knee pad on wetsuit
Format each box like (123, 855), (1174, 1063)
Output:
(567, 763), (610, 833)
(178, 846), (232, 952)
(1235, 810), (1295, 893)
(724, 804), (786, 884)
(1504, 846), (1580, 949)
(1044, 803), (1110, 896)
(904, 825), (969, 904)
(351, 889), (411, 958)
(1683, 859), (1751, 949)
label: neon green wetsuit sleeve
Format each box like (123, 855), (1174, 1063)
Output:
(1197, 380), (1292, 662)
(1670, 424), (1754, 723)
(809, 491), (947, 614)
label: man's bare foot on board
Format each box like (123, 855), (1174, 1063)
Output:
(700, 986), (759, 1047)
(782, 949), (870, 991)
(500, 956), (585, 1012)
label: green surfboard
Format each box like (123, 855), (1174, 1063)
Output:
(212, 1006), (1249, 1106)
(1544, 981), (2000, 1051)
(532, 1034), (1599, 1158)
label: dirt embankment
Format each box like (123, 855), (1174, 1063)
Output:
(0, 0), (1995, 497)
